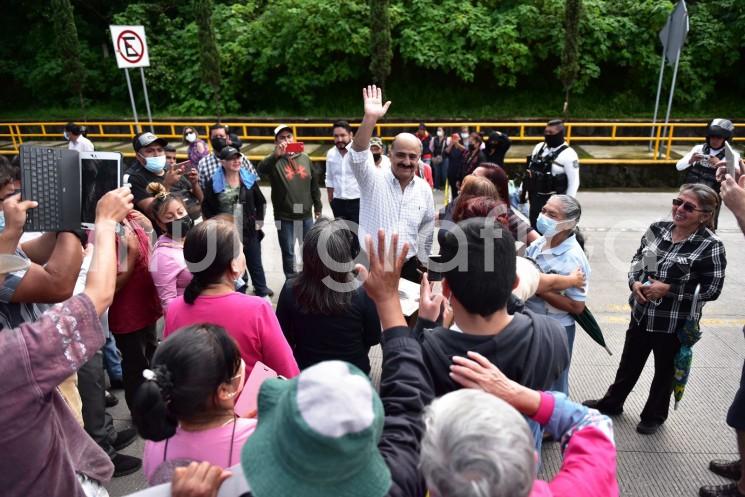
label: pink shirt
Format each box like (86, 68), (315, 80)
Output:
(149, 236), (193, 312)
(143, 418), (256, 485)
(164, 292), (299, 378)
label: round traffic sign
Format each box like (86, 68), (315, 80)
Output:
(116, 30), (145, 64)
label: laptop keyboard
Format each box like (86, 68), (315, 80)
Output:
(24, 147), (62, 231)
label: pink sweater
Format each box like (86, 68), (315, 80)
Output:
(149, 236), (192, 312)
(164, 292), (299, 378)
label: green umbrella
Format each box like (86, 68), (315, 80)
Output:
(673, 285), (703, 410)
(572, 306), (613, 356)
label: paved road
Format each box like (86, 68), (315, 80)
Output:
(106, 188), (745, 497)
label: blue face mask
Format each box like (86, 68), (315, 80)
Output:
(536, 213), (559, 237)
(143, 155), (166, 174)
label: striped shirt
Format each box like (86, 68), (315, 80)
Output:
(349, 147), (435, 261)
(628, 221), (726, 333)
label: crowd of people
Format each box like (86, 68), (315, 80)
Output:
(0, 89), (743, 497)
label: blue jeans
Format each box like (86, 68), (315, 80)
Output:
(100, 314), (122, 382)
(550, 323), (576, 395)
(243, 231), (270, 295)
(433, 157), (449, 189)
(276, 218), (314, 278)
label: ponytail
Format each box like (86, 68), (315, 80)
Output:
(183, 278), (204, 305)
(132, 366), (178, 441)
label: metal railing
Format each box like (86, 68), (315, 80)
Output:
(1, 120), (741, 164)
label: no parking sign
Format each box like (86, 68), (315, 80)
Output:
(110, 25), (150, 69)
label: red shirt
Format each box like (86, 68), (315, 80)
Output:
(109, 215), (162, 333)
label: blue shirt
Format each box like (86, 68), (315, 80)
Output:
(525, 234), (590, 327)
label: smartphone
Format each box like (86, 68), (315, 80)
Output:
(286, 142), (305, 154)
(428, 254), (443, 282)
(175, 160), (191, 170)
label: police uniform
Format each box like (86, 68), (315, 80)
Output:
(676, 119), (740, 229)
(524, 141), (580, 228)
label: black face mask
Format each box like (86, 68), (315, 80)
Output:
(372, 153), (381, 162)
(211, 137), (228, 153)
(544, 132), (564, 148)
(166, 215), (194, 240)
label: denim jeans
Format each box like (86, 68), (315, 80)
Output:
(433, 157), (449, 189)
(100, 313), (122, 382)
(550, 323), (576, 395)
(276, 218), (314, 278)
(243, 231), (270, 295)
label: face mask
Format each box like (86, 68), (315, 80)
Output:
(536, 213), (559, 237)
(211, 137), (227, 153)
(437, 131), (444, 138)
(228, 359), (247, 399)
(165, 215), (194, 239)
(185, 133), (197, 143)
(544, 132), (564, 148)
(0, 211), (5, 233)
(372, 153), (382, 162)
(63, 132), (69, 141)
(461, 132), (469, 141)
(143, 155), (166, 174)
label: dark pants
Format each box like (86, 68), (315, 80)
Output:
(599, 317), (681, 424)
(276, 218), (314, 278)
(114, 323), (158, 411)
(78, 351), (117, 457)
(528, 192), (552, 229)
(330, 198), (360, 226)
(433, 158), (448, 189)
(243, 232), (270, 296)
(727, 328), (745, 430)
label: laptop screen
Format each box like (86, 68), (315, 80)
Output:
(81, 157), (121, 224)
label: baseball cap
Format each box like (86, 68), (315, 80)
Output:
(370, 137), (384, 150)
(273, 124), (292, 137)
(132, 132), (168, 152)
(219, 146), (241, 160)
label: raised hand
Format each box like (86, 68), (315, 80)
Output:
(362, 85), (391, 120)
(418, 272), (445, 322)
(721, 173), (745, 216)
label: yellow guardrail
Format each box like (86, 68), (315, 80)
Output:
(0, 121), (742, 164)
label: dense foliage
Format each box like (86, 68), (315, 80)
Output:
(1, 0), (744, 118)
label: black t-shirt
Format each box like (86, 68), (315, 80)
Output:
(276, 278), (381, 374)
(127, 164), (166, 207)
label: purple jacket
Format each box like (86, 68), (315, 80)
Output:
(0, 294), (114, 497)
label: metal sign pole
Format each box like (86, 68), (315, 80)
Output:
(661, 47), (682, 159)
(649, 51), (667, 153)
(139, 67), (154, 132)
(124, 68), (141, 132)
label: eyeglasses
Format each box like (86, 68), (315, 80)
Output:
(672, 198), (709, 213)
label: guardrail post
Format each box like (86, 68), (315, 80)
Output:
(665, 124), (675, 160)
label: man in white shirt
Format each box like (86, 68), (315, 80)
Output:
(348, 85), (435, 283)
(65, 122), (94, 152)
(325, 120), (364, 225)
(520, 119), (580, 228)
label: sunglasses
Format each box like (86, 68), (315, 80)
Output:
(672, 198), (708, 213)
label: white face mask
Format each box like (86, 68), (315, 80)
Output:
(437, 131), (444, 137)
(185, 133), (197, 143)
(461, 132), (469, 141)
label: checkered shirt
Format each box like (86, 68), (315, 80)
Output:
(348, 147), (435, 261)
(197, 153), (256, 189)
(628, 221), (726, 333)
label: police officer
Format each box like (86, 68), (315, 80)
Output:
(520, 119), (580, 228)
(676, 119), (739, 229)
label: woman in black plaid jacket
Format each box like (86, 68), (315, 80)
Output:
(584, 183), (726, 435)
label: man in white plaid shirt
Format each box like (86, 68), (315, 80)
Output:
(348, 85), (435, 283)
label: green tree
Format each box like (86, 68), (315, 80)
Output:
(559, 0), (582, 116)
(194, 0), (223, 117)
(369, 0), (392, 93)
(51, 0), (86, 114)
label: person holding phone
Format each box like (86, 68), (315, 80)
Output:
(257, 125), (322, 278)
(164, 145), (203, 221)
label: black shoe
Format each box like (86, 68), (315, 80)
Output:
(255, 287), (274, 297)
(710, 460), (742, 481)
(700, 483), (745, 497)
(583, 399), (623, 416)
(112, 428), (137, 451)
(636, 420), (662, 435)
(109, 377), (124, 390)
(112, 453), (142, 478)
(105, 391), (118, 408)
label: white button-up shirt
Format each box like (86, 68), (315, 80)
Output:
(68, 135), (94, 152)
(325, 144), (372, 199)
(349, 147), (435, 260)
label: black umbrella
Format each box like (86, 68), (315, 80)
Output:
(572, 306), (612, 355)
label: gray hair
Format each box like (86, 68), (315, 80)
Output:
(552, 194), (581, 223)
(679, 183), (719, 230)
(419, 389), (535, 497)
